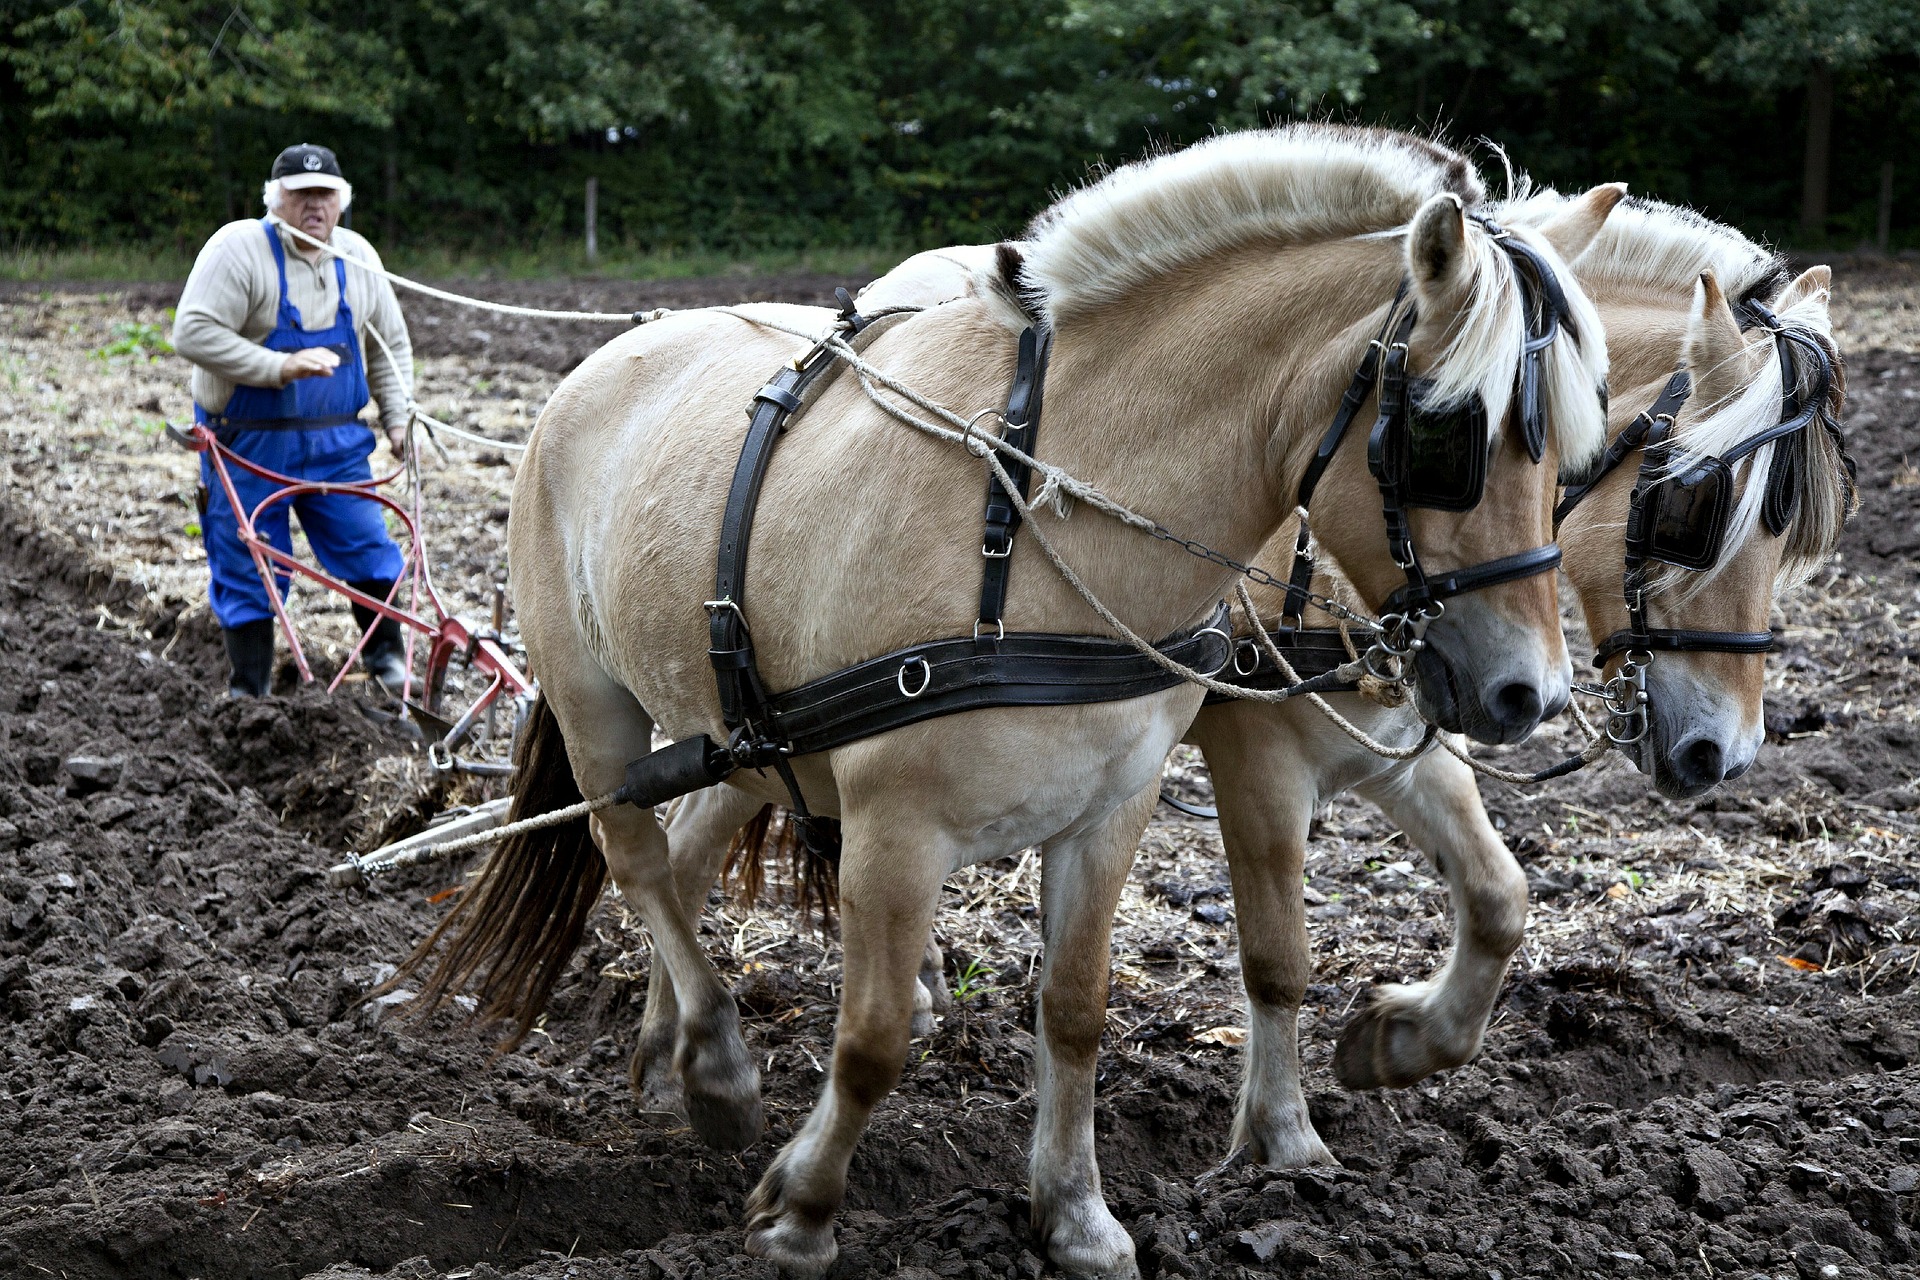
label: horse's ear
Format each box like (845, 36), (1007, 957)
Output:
(1685, 270), (1762, 406)
(1533, 183), (1627, 263)
(1775, 264), (1832, 319)
(1407, 193), (1470, 304)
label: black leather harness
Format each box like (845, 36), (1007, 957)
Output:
(1551, 299), (1851, 747)
(1554, 303), (1847, 671)
(620, 291), (1232, 817)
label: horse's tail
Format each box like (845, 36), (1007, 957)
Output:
(722, 804), (841, 928)
(387, 693), (608, 1048)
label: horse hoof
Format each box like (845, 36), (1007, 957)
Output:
(1035, 1193), (1138, 1279)
(685, 1080), (764, 1152)
(745, 1159), (838, 1276)
(1334, 986), (1463, 1091)
(628, 1042), (683, 1117)
(744, 1216), (837, 1277)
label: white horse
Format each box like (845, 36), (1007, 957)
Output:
(398, 125), (1618, 1277)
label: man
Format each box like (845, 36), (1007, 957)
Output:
(173, 143), (413, 698)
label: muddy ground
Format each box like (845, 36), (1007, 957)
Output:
(0, 265), (1917, 1280)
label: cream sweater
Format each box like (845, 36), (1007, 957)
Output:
(172, 219), (414, 430)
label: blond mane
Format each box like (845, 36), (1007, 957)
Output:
(1499, 189), (1849, 600)
(1020, 125), (1608, 468)
(1021, 125), (1481, 323)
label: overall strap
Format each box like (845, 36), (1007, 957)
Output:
(261, 219), (301, 329)
(331, 253), (353, 330)
(976, 326), (1052, 646)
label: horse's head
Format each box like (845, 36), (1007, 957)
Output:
(1559, 264), (1851, 797)
(1311, 184), (1620, 744)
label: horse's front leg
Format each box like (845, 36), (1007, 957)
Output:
(1337, 745), (1528, 1089)
(1190, 707), (1335, 1168)
(742, 801), (951, 1276)
(1029, 787), (1159, 1279)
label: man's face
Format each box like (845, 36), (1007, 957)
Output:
(282, 185), (343, 243)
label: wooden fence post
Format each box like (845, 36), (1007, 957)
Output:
(1879, 162), (1895, 254)
(585, 176), (599, 265)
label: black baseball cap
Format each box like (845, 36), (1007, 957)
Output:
(270, 144), (348, 192)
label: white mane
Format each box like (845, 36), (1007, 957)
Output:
(1022, 125), (1480, 322)
(1500, 189), (1844, 600)
(1020, 126), (1608, 468)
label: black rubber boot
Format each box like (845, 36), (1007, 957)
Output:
(349, 580), (409, 696)
(222, 620), (275, 698)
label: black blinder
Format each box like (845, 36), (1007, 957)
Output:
(1517, 346), (1547, 464)
(1389, 378), (1490, 512)
(1636, 455), (1733, 571)
(1762, 432), (1802, 536)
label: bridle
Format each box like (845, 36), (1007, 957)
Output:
(1279, 213), (1582, 678)
(1554, 296), (1852, 745)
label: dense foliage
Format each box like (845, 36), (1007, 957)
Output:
(4, 0), (1916, 255)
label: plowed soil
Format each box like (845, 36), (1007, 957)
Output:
(0, 266), (1917, 1280)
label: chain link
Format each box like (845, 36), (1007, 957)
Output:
(1140, 522), (1382, 633)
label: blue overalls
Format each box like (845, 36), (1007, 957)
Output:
(195, 219), (405, 628)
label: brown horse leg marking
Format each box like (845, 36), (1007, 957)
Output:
(743, 810), (950, 1276)
(1336, 747), (1527, 1089)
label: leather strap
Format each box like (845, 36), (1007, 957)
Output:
(1381, 542), (1561, 617)
(1593, 627), (1775, 665)
(763, 604), (1233, 757)
(1282, 296), (1413, 624)
(977, 326), (1053, 642)
(1203, 626), (1357, 704)
(1555, 370), (1691, 526)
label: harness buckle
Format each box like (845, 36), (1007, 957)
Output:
(981, 538), (1013, 559)
(973, 619), (1005, 642)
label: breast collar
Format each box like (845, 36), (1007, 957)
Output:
(1552, 298), (1853, 745)
(1273, 214), (1577, 662)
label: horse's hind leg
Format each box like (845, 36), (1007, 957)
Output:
(634, 784), (768, 1115)
(1335, 747), (1527, 1090)
(744, 800), (950, 1276)
(1028, 787), (1157, 1279)
(538, 658), (763, 1152)
(1192, 711), (1335, 1168)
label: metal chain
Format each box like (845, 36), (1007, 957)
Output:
(1143, 522), (1380, 632)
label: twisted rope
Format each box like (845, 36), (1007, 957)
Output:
(272, 218), (637, 323)
(330, 790), (624, 886)
(1234, 582), (1436, 759)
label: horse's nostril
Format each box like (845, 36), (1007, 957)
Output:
(1674, 737), (1726, 790)
(1492, 681), (1543, 729)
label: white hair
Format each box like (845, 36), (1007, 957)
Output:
(1497, 186), (1850, 602)
(262, 178), (353, 213)
(1017, 124), (1608, 467)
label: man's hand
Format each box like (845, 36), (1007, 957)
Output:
(280, 348), (340, 383)
(385, 421), (408, 460)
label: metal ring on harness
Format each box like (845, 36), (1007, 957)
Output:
(1232, 638), (1260, 677)
(897, 656), (933, 698)
(960, 408), (1005, 459)
(1194, 626), (1233, 678)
